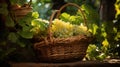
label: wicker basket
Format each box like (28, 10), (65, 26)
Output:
(34, 3), (93, 62)
(12, 7), (32, 19)
(11, 0), (32, 19)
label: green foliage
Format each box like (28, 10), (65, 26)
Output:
(17, 12), (34, 39)
(86, 44), (99, 60)
(77, 4), (100, 31)
(80, 2), (113, 61)
(81, 4), (99, 24)
(86, 44), (109, 61)
(32, 12), (39, 18)
(8, 32), (18, 43)
(5, 15), (15, 27)
(0, 7), (48, 61)
(32, 0), (52, 19)
(17, 12), (48, 39)
(115, 0), (120, 18)
(0, 3), (8, 15)
(30, 18), (48, 36)
(1, 0), (120, 62)
(18, 31), (34, 39)
(0, 0), (49, 62)
(86, 0), (120, 60)
(60, 12), (83, 25)
(10, 0), (27, 5)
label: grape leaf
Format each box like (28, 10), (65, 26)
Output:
(69, 16), (76, 23)
(0, 3), (8, 15)
(8, 32), (18, 43)
(102, 39), (109, 47)
(79, 4), (100, 30)
(17, 40), (26, 47)
(60, 12), (84, 25)
(81, 4), (99, 23)
(60, 12), (70, 22)
(22, 25), (32, 31)
(17, 30), (34, 39)
(32, 19), (48, 31)
(86, 44), (99, 60)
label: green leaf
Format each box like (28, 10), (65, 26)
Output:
(18, 14), (33, 26)
(0, 3), (8, 15)
(60, 12), (70, 22)
(115, 0), (120, 18)
(114, 32), (120, 41)
(17, 40), (26, 47)
(113, 27), (117, 33)
(102, 39), (109, 47)
(89, 24), (98, 35)
(96, 53), (106, 60)
(31, 19), (48, 31)
(101, 32), (107, 37)
(17, 30), (34, 39)
(60, 12), (83, 25)
(8, 32), (18, 43)
(86, 44), (99, 60)
(4, 48), (16, 56)
(75, 16), (83, 24)
(22, 25), (31, 31)
(81, 4), (100, 25)
(31, 19), (41, 26)
(18, 19), (26, 27)
(69, 16), (76, 23)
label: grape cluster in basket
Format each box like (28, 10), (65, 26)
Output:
(51, 19), (90, 38)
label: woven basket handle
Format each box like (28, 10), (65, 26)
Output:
(48, 3), (87, 41)
(56, 3), (87, 25)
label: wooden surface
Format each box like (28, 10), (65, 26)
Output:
(9, 59), (120, 67)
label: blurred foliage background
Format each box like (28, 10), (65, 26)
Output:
(1, 0), (120, 62)
(13, 0), (100, 19)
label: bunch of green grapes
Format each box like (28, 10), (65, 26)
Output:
(52, 19), (91, 38)
(73, 23), (91, 36)
(52, 19), (73, 38)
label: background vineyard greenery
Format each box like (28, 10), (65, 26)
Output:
(86, 0), (120, 60)
(0, 0), (120, 62)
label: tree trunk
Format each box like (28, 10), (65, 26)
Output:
(100, 0), (116, 22)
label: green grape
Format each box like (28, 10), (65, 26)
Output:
(52, 19), (73, 38)
(73, 23), (91, 36)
